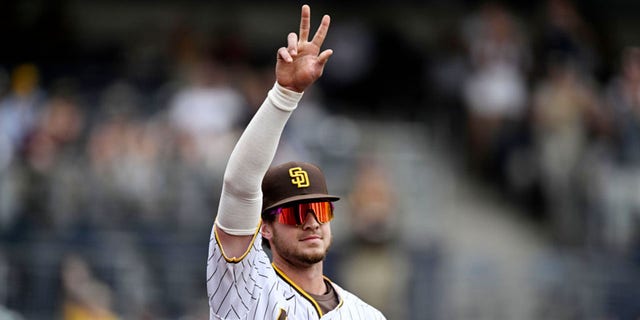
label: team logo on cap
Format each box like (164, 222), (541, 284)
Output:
(289, 167), (309, 188)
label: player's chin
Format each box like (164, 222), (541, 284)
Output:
(300, 239), (331, 253)
(299, 243), (327, 255)
(298, 250), (327, 265)
(298, 236), (331, 256)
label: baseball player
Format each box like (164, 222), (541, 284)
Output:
(207, 4), (386, 320)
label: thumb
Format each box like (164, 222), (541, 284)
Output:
(317, 49), (333, 65)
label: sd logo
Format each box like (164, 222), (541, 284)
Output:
(289, 167), (309, 188)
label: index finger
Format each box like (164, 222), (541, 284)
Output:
(311, 14), (331, 48)
(299, 5), (311, 42)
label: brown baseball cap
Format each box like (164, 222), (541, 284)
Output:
(261, 161), (340, 213)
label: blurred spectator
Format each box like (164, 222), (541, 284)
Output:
(84, 81), (174, 230)
(461, 2), (531, 179)
(1, 89), (88, 239)
(0, 64), (46, 157)
(328, 159), (407, 318)
(60, 254), (118, 320)
(327, 158), (442, 319)
(604, 47), (640, 171)
(168, 59), (248, 172)
(599, 46), (640, 252)
(85, 105), (134, 230)
(165, 60), (244, 230)
(531, 56), (603, 244)
(84, 81), (152, 231)
(37, 92), (86, 233)
(114, 121), (169, 226)
(426, 25), (471, 150)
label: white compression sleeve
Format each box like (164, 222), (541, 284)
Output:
(214, 82), (303, 235)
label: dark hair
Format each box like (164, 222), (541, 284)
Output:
(261, 210), (275, 250)
(261, 209), (275, 223)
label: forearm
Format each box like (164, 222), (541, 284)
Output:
(215, 82), (303, 235)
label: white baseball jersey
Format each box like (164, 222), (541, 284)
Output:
(207, 227), (386, 320)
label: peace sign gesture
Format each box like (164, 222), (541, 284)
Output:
(276, 5), (333, 93)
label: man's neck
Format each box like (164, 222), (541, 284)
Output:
(272, 258), (326, 295)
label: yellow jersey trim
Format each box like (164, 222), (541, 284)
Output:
(214, 221), (261, 264)
(272, 263), (324, 318)
(322, 275), (344, 309)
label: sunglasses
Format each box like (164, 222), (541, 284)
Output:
(270, 201), (334, 226)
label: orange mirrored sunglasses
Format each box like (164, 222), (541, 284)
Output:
(270, 201), (334, 226)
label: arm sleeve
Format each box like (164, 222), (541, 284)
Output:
(214, 82), (303, 235)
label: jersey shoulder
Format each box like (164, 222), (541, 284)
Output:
(332, 283), (387, 319)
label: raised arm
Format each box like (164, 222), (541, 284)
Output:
(214, 5), (332, 258)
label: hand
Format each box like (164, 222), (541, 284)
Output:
(276, 4), (333, 93)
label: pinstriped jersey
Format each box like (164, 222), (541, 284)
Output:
(207, 227), (386, 320)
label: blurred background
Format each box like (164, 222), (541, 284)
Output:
(1, 0), (640, 319)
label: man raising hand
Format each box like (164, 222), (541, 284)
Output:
(207, 4), (386, 320)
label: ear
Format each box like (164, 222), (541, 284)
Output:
(261, 222), (273, 241)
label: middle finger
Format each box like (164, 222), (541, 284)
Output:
(299, 5), (311, 42)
